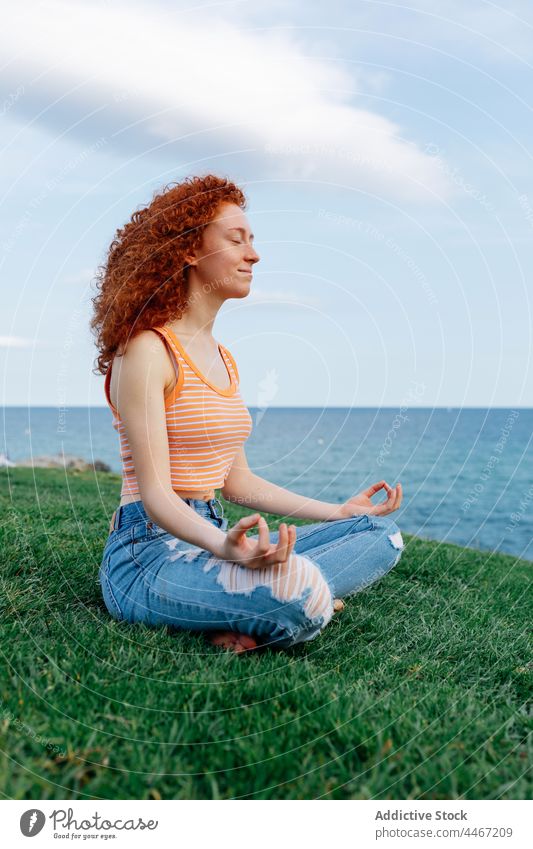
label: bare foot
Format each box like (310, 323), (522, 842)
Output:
(208, 631), (258, 654)
(209, 604), (344, 653)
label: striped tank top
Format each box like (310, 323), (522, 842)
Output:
(104, 325), (253, 499)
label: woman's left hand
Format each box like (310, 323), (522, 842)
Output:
(335, 480), (402, 518)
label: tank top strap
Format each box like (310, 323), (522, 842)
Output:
(219, 343), (240, 383)
(104, 361), (119, 417)
(151, 325), (183, 368)
(151, 326), (184, 406)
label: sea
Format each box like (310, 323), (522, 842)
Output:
(2, 406), (532, 563)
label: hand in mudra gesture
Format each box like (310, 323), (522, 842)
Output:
(221, 513), (296, 570)
(337, 480), (403, 519)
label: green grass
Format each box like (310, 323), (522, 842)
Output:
(0, 467), (531, 800)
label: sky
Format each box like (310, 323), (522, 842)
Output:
(1, 0), (532, 408)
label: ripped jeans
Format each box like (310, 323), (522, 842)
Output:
(99, 497), (405, 650)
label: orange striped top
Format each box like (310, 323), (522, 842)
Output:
(104, 325), (253, 499)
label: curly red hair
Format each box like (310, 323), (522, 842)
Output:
(90, 173), (247, 375)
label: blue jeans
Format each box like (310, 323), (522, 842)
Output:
(99, 497), (405, 651)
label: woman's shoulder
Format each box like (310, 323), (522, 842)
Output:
(109, 329), (178, 410)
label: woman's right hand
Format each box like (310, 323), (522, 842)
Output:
(219, 514), (297, 570)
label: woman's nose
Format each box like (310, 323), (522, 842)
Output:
(246, 245), (260, 263)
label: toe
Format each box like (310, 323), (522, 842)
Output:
(208, 631), (259, 653)
(210, 632), (238, 648)
(237, 634), (258, 650)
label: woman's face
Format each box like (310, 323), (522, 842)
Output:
(187, 202), (260, 297)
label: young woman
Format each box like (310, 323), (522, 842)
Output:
(91, 174), (404, 654)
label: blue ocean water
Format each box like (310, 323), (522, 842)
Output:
(2, 406), (532, 562)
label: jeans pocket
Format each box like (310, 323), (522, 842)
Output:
(131, 521), (173, 561)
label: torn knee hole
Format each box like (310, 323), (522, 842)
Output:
(307, 582), (332, 620)
(388, 530), (404, 550)
(299, 559), (333, 621)
(274, 554), (333, 621)
(205, 552), (333, 625)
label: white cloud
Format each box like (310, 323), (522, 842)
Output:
(0, 336), (34, 349)
(0, 0), (454, 202)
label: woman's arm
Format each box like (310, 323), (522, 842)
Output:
(222, 468), (343, 521)
(223, 472), (342, 521)
(221, 447), (403, 520)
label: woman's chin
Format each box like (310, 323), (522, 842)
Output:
(226, 280), (252, 297)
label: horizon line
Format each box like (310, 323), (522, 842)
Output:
(2, 405), (531, 411)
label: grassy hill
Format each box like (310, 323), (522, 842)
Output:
(1, 468), (531, 800)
